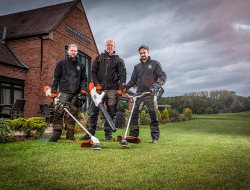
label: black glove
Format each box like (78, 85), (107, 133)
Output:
(157, 80), (164, 86)
(150, 83), (164, 98)
(59, 102), (70, 110)
(150, 83), (161, 94)
(75, 93), (86, 107)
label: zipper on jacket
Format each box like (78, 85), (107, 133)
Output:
(104, 58), (108, 89)
(104, 56), (115, 89)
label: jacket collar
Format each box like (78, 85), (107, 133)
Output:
(140, 56), (151, 64)
(104, 50), (116, 57)
(67, 56), (78, 63)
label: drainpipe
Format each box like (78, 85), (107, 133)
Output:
(39, 36), (44, 105)
(40, 36), (43, 76)
(1, 25), (7, 44)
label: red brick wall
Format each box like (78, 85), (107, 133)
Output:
(56, 5), (98, 55)
(40, 5), (98, 107)
(0, 64), (27, 80)
(3, 4), (98, 118)
(7, 37), (42, 117)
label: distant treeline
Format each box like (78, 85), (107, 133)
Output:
(159, 90), (250, 114)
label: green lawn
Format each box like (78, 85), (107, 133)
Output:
(1, 112), (250, 190)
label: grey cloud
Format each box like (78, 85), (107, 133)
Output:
(0, 0), (69, 15)
(0, 0), (249, 97)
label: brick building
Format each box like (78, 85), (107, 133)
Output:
(0, 0), (98, 117)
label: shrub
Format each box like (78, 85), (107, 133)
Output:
(192, 114), (198, 119)
(77, 112), (88, 133)
(97, 113), (105, 130)
(9, 117), (47, 138)
(178, 114), (186, 121)
(115, 111), (126, 129)
(157, 110), (162, 124)
(168, 109), (180, 122)
(0, 118), (14, 143)
(9, 118), (28, 133)
(140, 110), (150, 125)
(183, 108), (193, 120)
(117, 101), (128, 113)
(73, 124), (84, 134)
(65, 112), (104, 135)
(204, 107), (214, 114)
(79, 112), (104, 131)
(169, 109), (180, 117)
(161, 109), (169, 123)
(27, 117), (47, 137)
(124, 109), (130, 122)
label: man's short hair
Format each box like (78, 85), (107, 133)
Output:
(138, 44), (149, 52)
(105, 40), (115, 46)
(68, 44), (78, 50)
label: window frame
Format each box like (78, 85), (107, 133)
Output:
(0, 76), (24, 105)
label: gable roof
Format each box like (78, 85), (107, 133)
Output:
(0, 43), (28, 69)
(0, 0), (79, 40)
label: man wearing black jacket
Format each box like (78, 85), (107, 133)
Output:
(49, 44), (87, 142)
(86, 40), (126, 140)
(126, 45), (166, 144)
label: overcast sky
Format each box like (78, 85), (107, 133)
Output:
(0, 0), (250, 97)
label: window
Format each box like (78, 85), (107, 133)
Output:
(0, 76), (24, 105)
(77, 52), (91, 82)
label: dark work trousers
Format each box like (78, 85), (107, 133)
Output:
(129, 94), (160, 140)
(87, 90), (118, 139)
(52, 92), (79, 138)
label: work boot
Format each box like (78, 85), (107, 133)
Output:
(105, 137), (115, 141)
(48, 129), (62, 142)
(105, 133), (115, 141)
(66, 130), (76, 141)
(152, 140), (159, 144)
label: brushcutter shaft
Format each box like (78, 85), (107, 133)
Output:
(63, 107), (93, 137)
(124, 92), (151, 139)
(124, 98), (136, 139)
(98, 103), (116, 132)
(90, 86), (116, 132)
(127, 91), (151, 99)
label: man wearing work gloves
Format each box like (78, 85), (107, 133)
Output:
(49, 44), (87, 142)
(126, 45), (166, 144)
(84, 40), (126, 141)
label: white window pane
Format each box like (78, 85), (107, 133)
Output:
(2, 88), (11, 104)
(14, 90), (23, 102)
(2, 83), (11, 87)
(14, 85), (22, 89)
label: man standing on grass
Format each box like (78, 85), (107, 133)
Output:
(82, 40), (126, 141)
(49, 44), (88, 142)
(126, 45), (166, 144)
